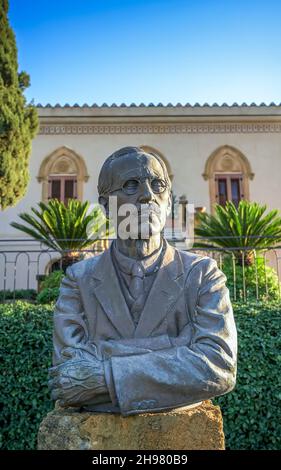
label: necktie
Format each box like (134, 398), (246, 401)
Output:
(129, 261), (145, 325)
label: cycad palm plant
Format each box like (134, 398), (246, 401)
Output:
(195, 201), (281, 265)
(11, 199), (111, 268)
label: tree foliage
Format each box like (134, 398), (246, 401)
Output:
(10, 198), (113, 269)
(0, 0), (38, 210)
(11, 198), (111, 249)
(195, 201), (281, 265)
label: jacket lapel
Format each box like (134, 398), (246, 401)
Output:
(134, 241), (185, 338)
(89, 247), (136, 338)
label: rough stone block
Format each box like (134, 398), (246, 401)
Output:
(37, 400), (225, 450)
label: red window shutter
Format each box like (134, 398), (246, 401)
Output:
(48, 176), (77, 203)
(217, 178), (228, 206)
(51, 179), (61, 200)
(230, 178), (241, 207)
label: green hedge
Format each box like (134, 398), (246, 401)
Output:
(36, 287), (60, 305)
(40, 270), (64, 290)
(36, 271), (63, 304)
(0, 289), (37, 302)
(214, 301), (281, 450)
(0, 300), (280, 449)
(0, 302), (53, 450)
(222, 256), (281, 301)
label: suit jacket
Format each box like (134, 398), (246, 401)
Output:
(53, 239), (237, 416)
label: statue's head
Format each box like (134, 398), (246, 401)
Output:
(98, 146), (172, 239)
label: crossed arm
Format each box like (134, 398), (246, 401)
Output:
(49, 267), (171, 407)
(49, 259), (237, 414)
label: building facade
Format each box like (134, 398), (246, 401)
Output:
(1, 103), (281, 289)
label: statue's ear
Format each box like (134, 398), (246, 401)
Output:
(98, 195), (109, 217)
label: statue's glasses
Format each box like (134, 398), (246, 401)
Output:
(116, 177), (168, 196)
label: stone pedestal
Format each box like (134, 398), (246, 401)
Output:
(37, 400), (225, 450)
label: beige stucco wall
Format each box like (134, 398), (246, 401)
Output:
(1, 104), (281, 289)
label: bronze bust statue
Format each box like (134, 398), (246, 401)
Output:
(49, 146), (237, 416)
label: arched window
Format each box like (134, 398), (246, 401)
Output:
(37, 146), (89, 204)
(203, 145), (254, 211)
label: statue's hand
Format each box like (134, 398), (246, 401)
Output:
(48, 358), (109, 407)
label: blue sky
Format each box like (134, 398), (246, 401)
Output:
(8, 0), (281, 105)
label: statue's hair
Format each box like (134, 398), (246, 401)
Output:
(98, 146), (171, 197)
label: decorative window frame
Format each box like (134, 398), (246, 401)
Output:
(202, 145), (254, 212)
(37, 146), (89, 202)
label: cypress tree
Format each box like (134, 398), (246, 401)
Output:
(0, 0), (38, 210)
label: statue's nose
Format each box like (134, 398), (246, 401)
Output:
(138, 180), (154, 203)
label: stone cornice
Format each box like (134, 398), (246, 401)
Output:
(37, 104), (281, 134)
(39, 121), (281, 135)
(37, 103), (281, 134)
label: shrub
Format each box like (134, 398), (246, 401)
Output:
(0, 300), (280, 449)
(40, 270), (64, 290)
(0, 302), (53, 450)
(0, 289), (37, 302)
(36, 270), (63, 304)
(10, 199), (112, 271)
(36, 287), (60, 305)
(222, 256), (281, 301)
(214, 301), (281, 450)
(195, 200), (281, 266)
